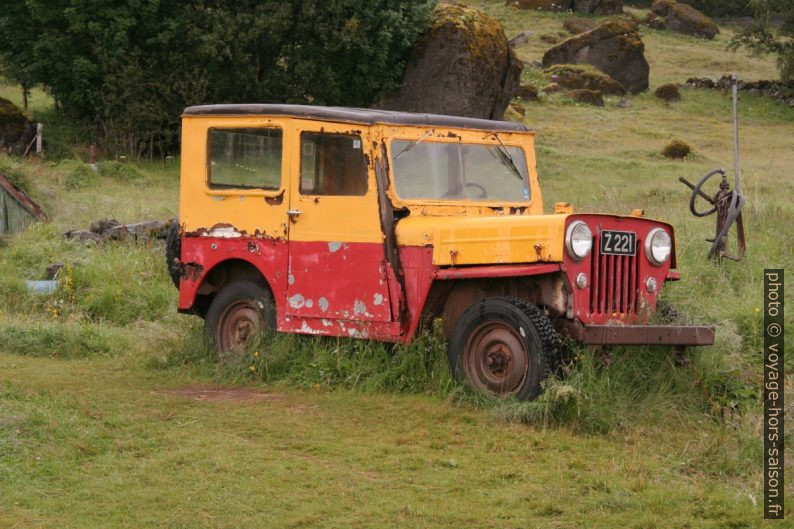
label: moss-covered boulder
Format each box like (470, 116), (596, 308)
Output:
(0, 98), (35, 155)
(378, 4), (522, 120)
(547, 64), (626, 95)
(563, 17), (597, 35)
(569, 88), (605, 106)
(651, 0), (719, 40)
(507, 0), (622, 14)
(542, 20), (649, 94)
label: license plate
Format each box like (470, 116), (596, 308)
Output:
(600, 230), (636, 256)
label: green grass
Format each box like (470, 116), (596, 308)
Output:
(0, 3), (793, 526)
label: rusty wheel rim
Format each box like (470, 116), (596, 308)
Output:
(217, 300), (262, 358)
(463, 321), (528, 396)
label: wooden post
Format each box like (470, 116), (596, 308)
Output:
(36, 123), (43, 154)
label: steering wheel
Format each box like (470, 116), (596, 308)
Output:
(688, 168), (725, 217)
(465, 182), (487, 199)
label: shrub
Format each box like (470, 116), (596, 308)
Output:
(662, 140), (691, 158)
(655, 83), (682, 102)
(569, 88), (605, 106)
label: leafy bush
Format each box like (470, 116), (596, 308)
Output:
(731, 0), (794, 82)
(0, 0), (436, 157)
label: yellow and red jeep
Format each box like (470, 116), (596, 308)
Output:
(170, 104), (714, 401)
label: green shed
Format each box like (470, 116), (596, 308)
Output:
(0, 172), (48, 235)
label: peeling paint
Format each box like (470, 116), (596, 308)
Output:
(305, 299), (314, 309)
(354, 300), (367, 316)
(321, 319), (333, 327)
(288, 273), (295, 286)
(300, 322), (320, 334)
(207, 226), (243, 238)
(288, 293), (306, 309)
(318, 297), (329, 312)
(373, 293), (384, 306)
(328, 241), (343, 253)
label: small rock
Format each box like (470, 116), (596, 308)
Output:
(617, 97), (631, 108)
(529, 60), (543, 69)
(64, 229), (100, 243)
(569, 88), (605, 106)
(662, 140), (691, 159)
(540, 34), (559, 45)
(542, 82), (562, 94)
(655, 83), (681, 102)
(508, 30), (533, 48)
(516, 84), (539, 101)
(642, 13), (666, 30)
(89, 218), (121, 234)
(510, 103), (527, 117)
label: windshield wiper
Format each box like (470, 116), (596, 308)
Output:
(393, 129), (435, 160)
(490, 133), (524, 182)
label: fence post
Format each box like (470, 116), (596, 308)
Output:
(35, 123), (43, 154)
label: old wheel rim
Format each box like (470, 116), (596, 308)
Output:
(463, 321), (528, 396)
(218, 300), (262, 356)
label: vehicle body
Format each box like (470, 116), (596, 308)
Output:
(172, 104), (714, 400)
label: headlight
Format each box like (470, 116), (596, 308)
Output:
(565, 221), (592, 261)
(645, 228), (672, 265)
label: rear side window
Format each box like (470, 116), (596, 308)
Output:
(300, 132), (368, 196)
(208, 128), (282, 190)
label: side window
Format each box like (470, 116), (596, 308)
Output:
(208, 128), (282, 190)
(300, 132), (367, 196)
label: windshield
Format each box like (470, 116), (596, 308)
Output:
(391, 140), (530, 202)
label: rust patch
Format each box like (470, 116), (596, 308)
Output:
(265, 190), (284, 206)
(185, 222), (284, 241)
(156, 385), (280, 402)
(180, 262), (204, 281)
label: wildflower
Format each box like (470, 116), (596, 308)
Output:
(249, 365), (256, 372)
(253, 351), (259, 357)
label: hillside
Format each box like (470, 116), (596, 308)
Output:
(0, 2), (792, 527)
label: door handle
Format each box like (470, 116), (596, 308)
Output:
(287, 209), (302, 223)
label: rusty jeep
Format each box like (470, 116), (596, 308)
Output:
(168, 104), (714, 401)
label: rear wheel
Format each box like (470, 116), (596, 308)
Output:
(205, 281), (275, 361)
(448, 297), (560, 401)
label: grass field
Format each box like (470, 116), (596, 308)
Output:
(1, 2), (793, 527)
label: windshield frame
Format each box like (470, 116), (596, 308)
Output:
(386, 135), (533, 207)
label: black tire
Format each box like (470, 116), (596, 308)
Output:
(204, 281), (276, 361)
(448, 297), (560, 401)
(165, 217), (181, 288)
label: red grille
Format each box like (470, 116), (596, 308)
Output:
(589, 236), (640, 316)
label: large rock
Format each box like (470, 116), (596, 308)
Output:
(507, 0), (622, 14)
(651, 0), (719, 40)
(378, 4), (522, 120)
(542, 20), (649, 94)
(0, 98), (35, 155)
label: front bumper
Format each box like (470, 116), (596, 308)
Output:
(561, 322), (715, 346)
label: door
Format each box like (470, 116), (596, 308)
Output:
(285, 123), (393, 322)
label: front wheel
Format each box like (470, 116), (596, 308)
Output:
(205, 281), (276, 361)
(447, 297), (560, 401)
